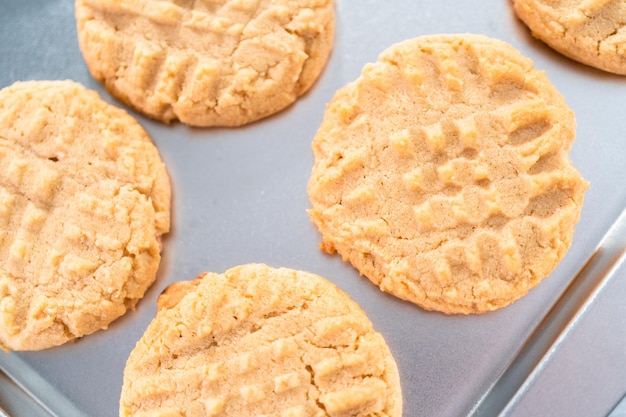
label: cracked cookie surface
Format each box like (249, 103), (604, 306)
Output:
(513, 0), (626, 75)
(0, 80), (171, 350)
(120, 264), (402, 417)
(75, 0), (335, 126)
(308, 34), (588, 314)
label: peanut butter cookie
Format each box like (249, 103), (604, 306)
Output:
(76, 0), (335, 126)
(308, 34), (588, 314)
(514, 0), (626, 75)
(0, 80), (171, 350)
(120, 264), (402, 417)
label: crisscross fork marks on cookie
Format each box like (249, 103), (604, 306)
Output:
(120, 265), (401, 416)
(0, 145), (64, 281)
(308, 35), (588, 314)
(410, 103), (573, 227)
(403, 98), (581, 297)
(0, 80), (171, 351)
(80, 0), (263, 112)
(76, 0), (335, 125)
(0, 142), (63, 206)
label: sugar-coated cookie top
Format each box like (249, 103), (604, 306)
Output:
(76, 0), (335, 126)
(120, 264), (402, 417)
(0, 80), (170, 350)
(308, 34), (588, 314)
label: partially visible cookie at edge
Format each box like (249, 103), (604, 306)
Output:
(75, 0), (335, 127)
(120, 264), (402, 417)
(513, 0), (626, 75)
(308, 34), (588, 314)
(0, 80), (171, 350)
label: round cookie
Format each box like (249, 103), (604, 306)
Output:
(75, 0), (335, 127)
(120, 264), (402, 417)
(0, 80), (171, 350)
(308, 34), (588, 314)
(513, 0), (626, 75)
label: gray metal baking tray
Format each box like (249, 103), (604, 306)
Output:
(1, 1), (625, 416)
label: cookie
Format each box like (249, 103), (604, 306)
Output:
(120, 264), (402, 417)
(0, 80), (171, 350)
(308, 34), (588, 314)
(75, 0), (335, 127)
(513, 0), (626, 75)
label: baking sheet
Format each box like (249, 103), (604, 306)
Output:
(1, 1), (626, 416)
